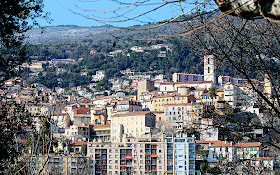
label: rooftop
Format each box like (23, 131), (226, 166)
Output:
(113, 111), (153, 117)
(69, 141), (87, 146)
(210, 141), (232, 147)
(235, 142), (261, 147)
(161, 81), (212, 85)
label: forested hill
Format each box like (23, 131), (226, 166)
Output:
(26, 25), (116, 43)
(25, 14), (266, 89)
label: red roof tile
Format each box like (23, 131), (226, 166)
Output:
(113, 111), (153, 117)
(235, 142), (261, 147)
(210, 141), (232, 147)
(69, 141), (87, 146)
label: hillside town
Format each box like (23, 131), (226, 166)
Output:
(3, 54), (278, 175)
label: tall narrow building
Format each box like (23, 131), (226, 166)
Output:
(204, 55), (216, 85)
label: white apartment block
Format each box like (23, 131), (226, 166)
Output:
(164, 103), (193, 127)
(165, 135), (196, 175)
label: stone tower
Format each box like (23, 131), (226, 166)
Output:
(204, 55), (216, 85)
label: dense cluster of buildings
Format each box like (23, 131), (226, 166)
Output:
(3, 55), (279, 174)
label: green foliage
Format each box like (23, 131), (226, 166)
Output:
(96, 78), (112, 91)
(207, 166), (221, 174)
(0, 1), (45, 172)
(81, 144), (87, 156)
(0, 0), (45, 86)
(200, 162), (207, 172)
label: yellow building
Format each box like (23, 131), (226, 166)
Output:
(191, 102), (203, 127)
(91, 107), (107, 125)
(111, 111), (156, 142)
(200, 88), (229, 115)
(152, 94), (196, 112)
(93, 124), (111, 142)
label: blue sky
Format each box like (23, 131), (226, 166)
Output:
(40, 0), (195, 27)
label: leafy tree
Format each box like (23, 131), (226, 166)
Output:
(200, 162), (207, 173)
(95, 78), (112, 91)
(81, 144), (87, 156)
(0, 0), (45, 86)
(0, 0), (45, 173)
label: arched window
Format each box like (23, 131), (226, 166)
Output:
(208, 67), (210, 73)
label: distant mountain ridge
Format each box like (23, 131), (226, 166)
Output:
(26, 25), (116, 43)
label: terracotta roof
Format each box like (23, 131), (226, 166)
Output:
(235, 142), (261, 147)
(150, 90), (161, 94)
(73, 125), (89, 128)
(15, 140), (27, 144)
(235, 84), (252, 87)
(113, 111), (153, 117)
(161, 81), (212, 85)
(195, 87), (207, 91)
(216, 88), (224, 92)
(69, 141), (87, 146)
(209, 141), (232, 147)
(83, 123), (96, 126)
(202, 118), (213, 121)
(196, 140), (220, 144)
(94, 125), (111, 128)
(153, 94), (194, 99)
(95, 95), (113, 100)
(251, 157), (274, 161)
(165, 103), (192, 106)
(118, 99), (140, 102)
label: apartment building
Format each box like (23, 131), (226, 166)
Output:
(236, 142), (261, 160)
(152, 94), (196, 112)
(164, 103), (193, 126)
(208, 141), (235, 163)
(111, 111), (156, 142)
(165, 135), (196, 175)
(115, 99), (142, 114)
(65, 124), (91, 142)
(224, 83), (237, 107)
(24, 154), (89, 174)
(93, 125), (111, 142)
(172, 73), (204, 82)
(159, 81), (213, 92)
(91, 107), (107, 125)
(87, 136), (166, 175)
